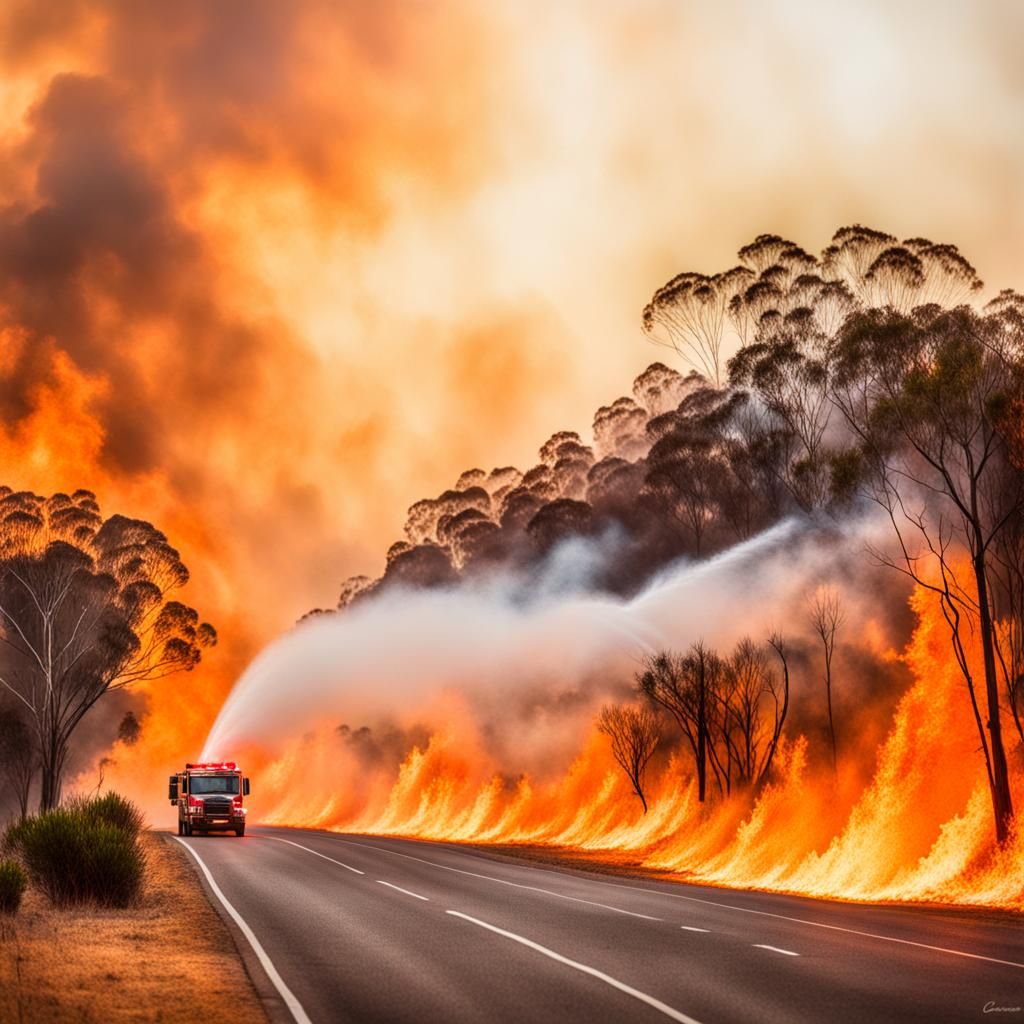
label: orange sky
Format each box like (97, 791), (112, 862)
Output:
(0, 1), (1022, 783)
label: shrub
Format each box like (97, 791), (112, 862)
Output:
(0, 859), (27, 914)
(2, 816), (31, 856)
(67, 792), (145, 838)
(5, 793), (146, 908)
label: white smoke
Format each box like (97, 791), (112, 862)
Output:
(202, 513), (893, 763)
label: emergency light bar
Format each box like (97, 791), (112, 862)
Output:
(185, 761), (237, 770)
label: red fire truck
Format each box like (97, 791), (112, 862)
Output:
(169, 762), (251, 837)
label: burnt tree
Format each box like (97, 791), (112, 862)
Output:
(638, 643), (724, 802)
(597, 703), (661, 813)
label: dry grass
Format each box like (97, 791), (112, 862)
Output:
(0, 832), (268, 1024)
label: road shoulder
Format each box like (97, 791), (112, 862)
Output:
(0, 830), (269, 1024)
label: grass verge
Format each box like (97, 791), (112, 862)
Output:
(0, 832), (268, 1024)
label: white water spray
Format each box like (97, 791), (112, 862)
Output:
(202, 515), (888, 761)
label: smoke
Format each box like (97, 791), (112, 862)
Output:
(0, 1), (507, 802)
(203, 513), (908, 787)
(62, 690), (147, 790)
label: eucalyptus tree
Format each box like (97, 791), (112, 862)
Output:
(830, 301), (1024, 843)
(809, 588), (844, 773)
(718, 637), (789, 791)
(643, 440), (720, 557)
(642, 268), (753, 387)
(728, 309), (836, 512)
(0, 488), (215, 809)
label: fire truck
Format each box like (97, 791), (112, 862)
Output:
(169, 762), (251, 837)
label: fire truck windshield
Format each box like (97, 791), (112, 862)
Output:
(189, 775), (240, 795)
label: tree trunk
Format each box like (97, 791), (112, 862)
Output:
(39, 735), (66, 812)
(696, 669), (707, 802)
(976, 556), (1015, 845)
(16, 763), (31, 819)
(825, 674), (837, 774)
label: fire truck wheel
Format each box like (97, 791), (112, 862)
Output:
(176, 819), (182, 836)
(183, 821), (192, 836)
(234, 825), (245, 837)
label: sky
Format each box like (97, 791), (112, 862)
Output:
(0, 0), (1022, 756)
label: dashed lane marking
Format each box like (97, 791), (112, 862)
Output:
(377, 880), (430, 901)
(324, 835), (1024, 971)
(265, 836), (365, 874)
(447, 910), (704, 1024)
(317, 835), (661, 921)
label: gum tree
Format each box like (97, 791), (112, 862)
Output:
(831, 302), (1024, 843)
(0, 488), (216, 809)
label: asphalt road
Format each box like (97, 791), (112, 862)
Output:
(170, 826), (1023, 1024)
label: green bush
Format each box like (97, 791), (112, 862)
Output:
(66, 791), (145, 837)
(2, 816), (30, 856)
(0, 858), (27, 914)
(5, 793), (146, 908)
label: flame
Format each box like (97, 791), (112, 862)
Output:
(252, 585), (1024, 911)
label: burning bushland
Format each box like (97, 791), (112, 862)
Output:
(207, 225), (1024, 909)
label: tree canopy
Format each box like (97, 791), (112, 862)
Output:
(0, 488), (215, 809)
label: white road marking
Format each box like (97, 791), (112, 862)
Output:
(447, 911), (703, 1024)
(319, 835), (660, 920)
(171, 836), (312, 1024)
(620, 889), (1024, 971)
(331, 836), (1024, 971)
(377, 880), (430, 901)
(754, 944), (799, 957)
(264, 836), (365, 874)
(680, 926), (709, 933)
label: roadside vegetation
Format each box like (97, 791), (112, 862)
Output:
(0, 857), (26, 914)
(0, 793), (266, 1022)
(0, 831), (268, 1024)
(621, 635), (791, 810)
(4, 792), (146, 908)
(595, 229), (1024, 843)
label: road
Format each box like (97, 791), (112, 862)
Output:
(170, 826), (1023, 1024)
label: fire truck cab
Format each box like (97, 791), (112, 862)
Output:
(169, 762), (250, 837)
